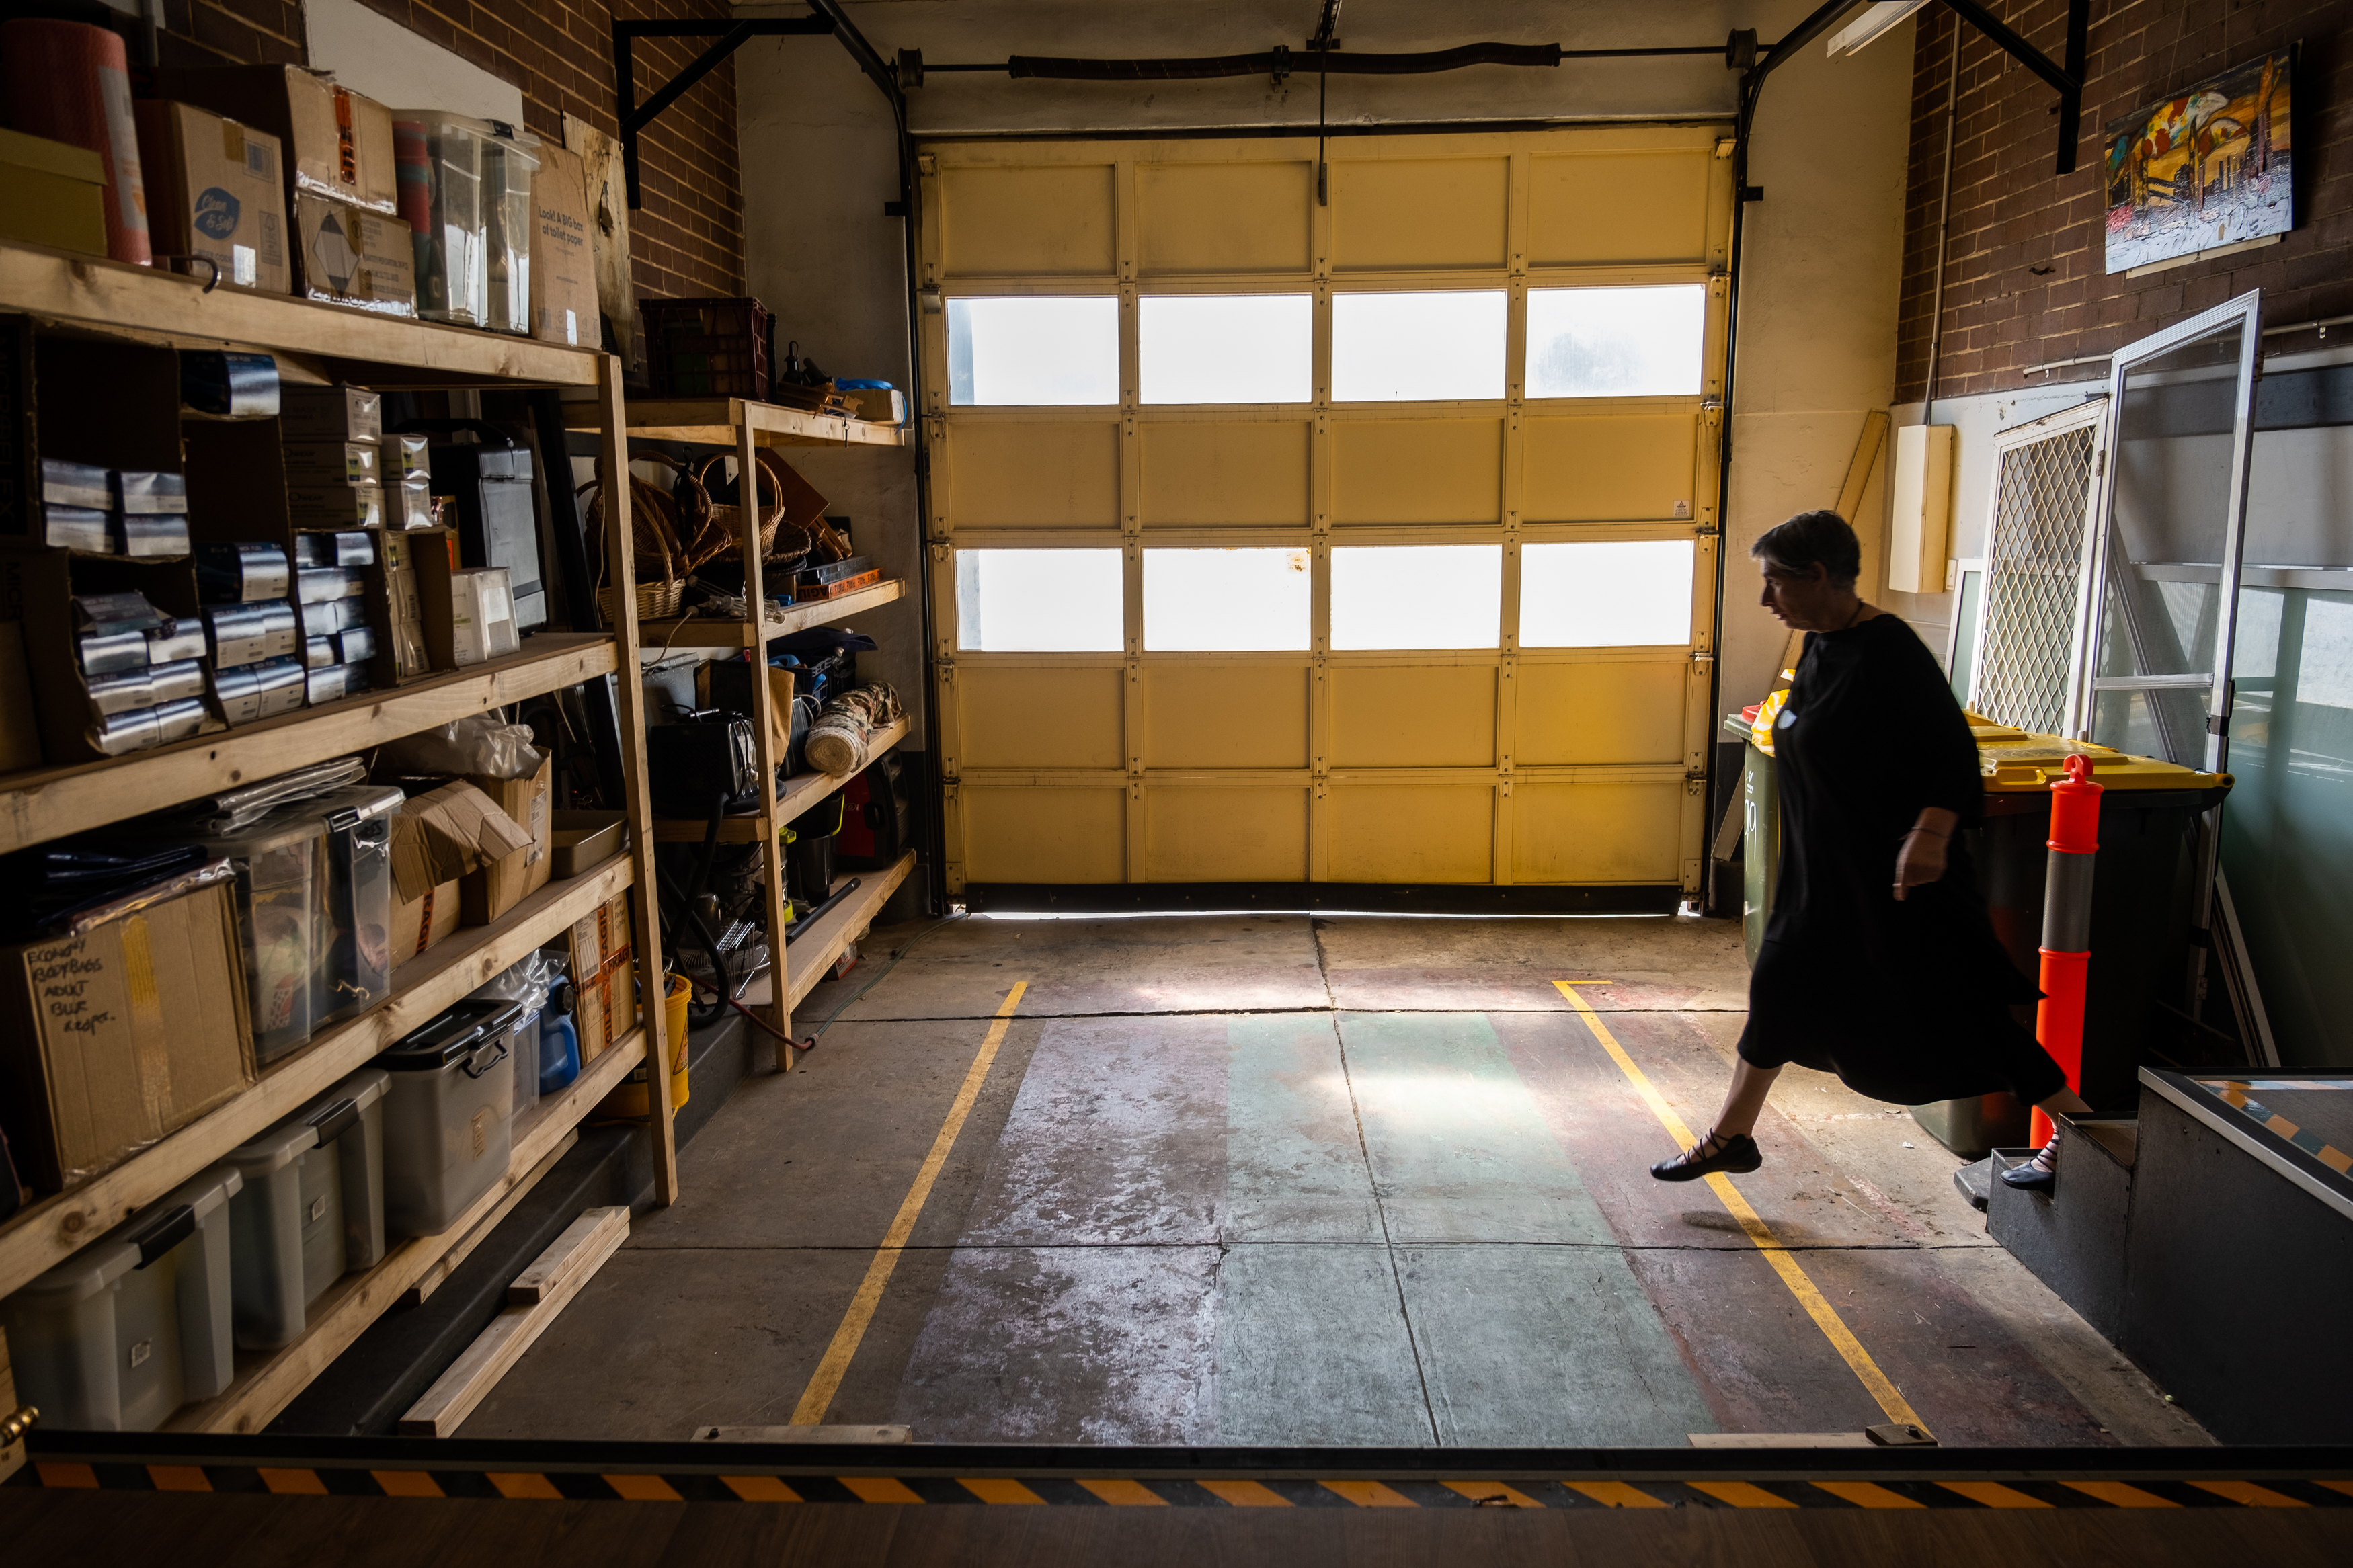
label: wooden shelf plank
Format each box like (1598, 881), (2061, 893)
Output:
(649, 717), (912, 842)
(0, 634), (616, 856)
(0, 852), (635, 1301)
(0, 237), (603, 388)
(161, 1028), (648, 1436)
(785, 851), (917, 1014)
(636, 578), (910, 651)
(565, 397), (906, 449)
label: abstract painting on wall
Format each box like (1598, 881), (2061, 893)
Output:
(2104, 50), (2293, 274)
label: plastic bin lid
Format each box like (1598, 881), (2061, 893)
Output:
(108, 1165), (243, 1268)
(225, 1110), (325, 1177)
(380, 999), (526, 1071)
(13, 1236), (137, 1307)
(288, 1066), (389, 1143)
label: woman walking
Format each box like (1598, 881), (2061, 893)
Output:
(1652, 510), (2086, 1190)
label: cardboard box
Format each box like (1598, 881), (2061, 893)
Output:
(530, 142), (596, 347)
(576, 952), (638, 1065)
(280, 386), (382, 442)
(292, 192), (415, 315)
(0, 880), (253, 1192)
(151, 65), (397, 215)
(550, 809), (625, 878)
(845, 386), (906, 425)
(388, 779), (533, 905)
(459, 752), (553, 924)
(0, 126), (106, 256)
(366, 526), (444, 687)
(133, 101), (288, 296)
(389, 875), (460, 964)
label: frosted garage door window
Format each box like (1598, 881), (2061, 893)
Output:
(956, 550), (1125, 651)
(1526, 285), (1706, 399)
(947, 297), (1119, 405)
(1520, 539), (1694, 647)
(1143, 548), (1311, 650)
(1332, 291), (1507, 401)
(1331, 545), (1501, 650)
(1141, 295), (1312, 404)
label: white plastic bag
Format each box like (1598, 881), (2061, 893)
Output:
(377, 714), (542, 779)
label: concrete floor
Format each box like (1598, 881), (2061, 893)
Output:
(465, 912), (2210, 1448)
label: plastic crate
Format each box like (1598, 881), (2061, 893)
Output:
(643, 297), (772, 401)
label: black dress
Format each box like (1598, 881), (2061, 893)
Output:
(1737, 612), (2067, 1107)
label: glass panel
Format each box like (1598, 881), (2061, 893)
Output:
(2219, 587), (2353, 1067)
(1140, 295), (1312, 405)
(1330, 544), (1501, 649)
(1142, 548), (1311, 650)
(955, 549), (1124, 651)
(2091, 317), (2250, 764)
(1519, 539), (1693, 647)
(1332, 291), (1507, 402)
(1525, 285), (1707, 399)
(947, 297), (1119, 405)
(1950, 566), (1985, 705)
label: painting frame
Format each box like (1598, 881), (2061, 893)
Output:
(2102, 48), (2295, 276)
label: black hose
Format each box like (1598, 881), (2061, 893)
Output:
(785, 877), (861, 944)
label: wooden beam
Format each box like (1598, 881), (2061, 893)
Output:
(635, 578), (909, 649)
(506, 1205), (630, 1306)
(600, 354), (679, 1205)
(399, 1206), (630, 1436)
(1835, 409), (1890, 530)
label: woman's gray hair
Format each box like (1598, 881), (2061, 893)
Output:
(1751, 510), (1861, 589)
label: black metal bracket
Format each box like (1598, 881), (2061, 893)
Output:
(1754, 0), (2088, 176)
(614, 10), (838, 209)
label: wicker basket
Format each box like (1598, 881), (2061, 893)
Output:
(688, 450), (816, 570)
(583, 452), (707, 622)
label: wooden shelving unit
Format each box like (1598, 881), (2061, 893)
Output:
(0, 239), (678, 1422)
(603, 395), (914, 1047)
(785, 852), (918, 1014)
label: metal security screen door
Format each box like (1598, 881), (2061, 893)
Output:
(1968, 401), (2105, 735)
(917, 129), (1734, 900)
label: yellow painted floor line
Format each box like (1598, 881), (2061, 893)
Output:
(1554, 979), (1929, 1435)
(790, 982), (1028, 1426)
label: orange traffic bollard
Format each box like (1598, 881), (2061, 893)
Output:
(2032, 753), (2102, 1145)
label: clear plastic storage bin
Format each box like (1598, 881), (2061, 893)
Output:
(163, 815), (327, 1063)
(223, 1068), (389, 1349)
(300, 784), (405, 1026)
(483, 133), (538, 336)
(377, 999), (522, 1235)
(0, 1165), (241, 1430)
(395, 113), (536, 332)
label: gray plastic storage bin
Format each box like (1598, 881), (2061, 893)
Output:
(223, 1068), (389, 1348)
(301, 784), (405, 1026)
(378, 999), (521, 1235)
(0, 1165), (241, 1430)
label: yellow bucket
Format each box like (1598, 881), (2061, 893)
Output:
(597, 971), (692, 1118)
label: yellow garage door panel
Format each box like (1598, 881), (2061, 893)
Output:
(1515, 662), (1688, 765)
(1331, 157), (1508, 270)
(1527, 151), (1713, 265)
(959, 667), (1124, 768)
(1329, 665), (1494, 767)
(1139, 161), (1312, 274)
(1146, 786), (1308, 880)
(965, 786), (1126, 882)
(1141, 664), (1309, 768)
(941, 165), (1116, 276)
(1511, 782), (1683, 882)
(1328, 784), (1494, 882)
(949, 423), (1120, 527)
(1140, 422), (1310, 525)
(1523, 414), (1697, 522)
(1332, 420), (1501, 523)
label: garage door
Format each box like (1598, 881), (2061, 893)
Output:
(916, 128), (1733, 897)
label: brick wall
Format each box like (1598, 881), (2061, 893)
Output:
(153, 0), (744, 302)
(1897, 0), (2353, 401)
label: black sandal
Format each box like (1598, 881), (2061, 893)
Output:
(1650, 1128), (1763, 1182)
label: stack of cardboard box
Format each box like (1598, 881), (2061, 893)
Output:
(567, 891), (639, 1065)
(153, 66), (415, 316)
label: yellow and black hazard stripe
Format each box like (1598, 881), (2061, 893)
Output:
(16, 1463), (2353, 1510)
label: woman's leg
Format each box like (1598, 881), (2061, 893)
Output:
(1650, 1060), (1781, 1180)
(2003, 1087), (2094, 1190)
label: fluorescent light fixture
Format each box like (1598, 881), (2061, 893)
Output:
(1827, 1), (1929, 56)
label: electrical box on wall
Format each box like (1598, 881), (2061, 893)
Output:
(1890, 423), (1954, 595)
